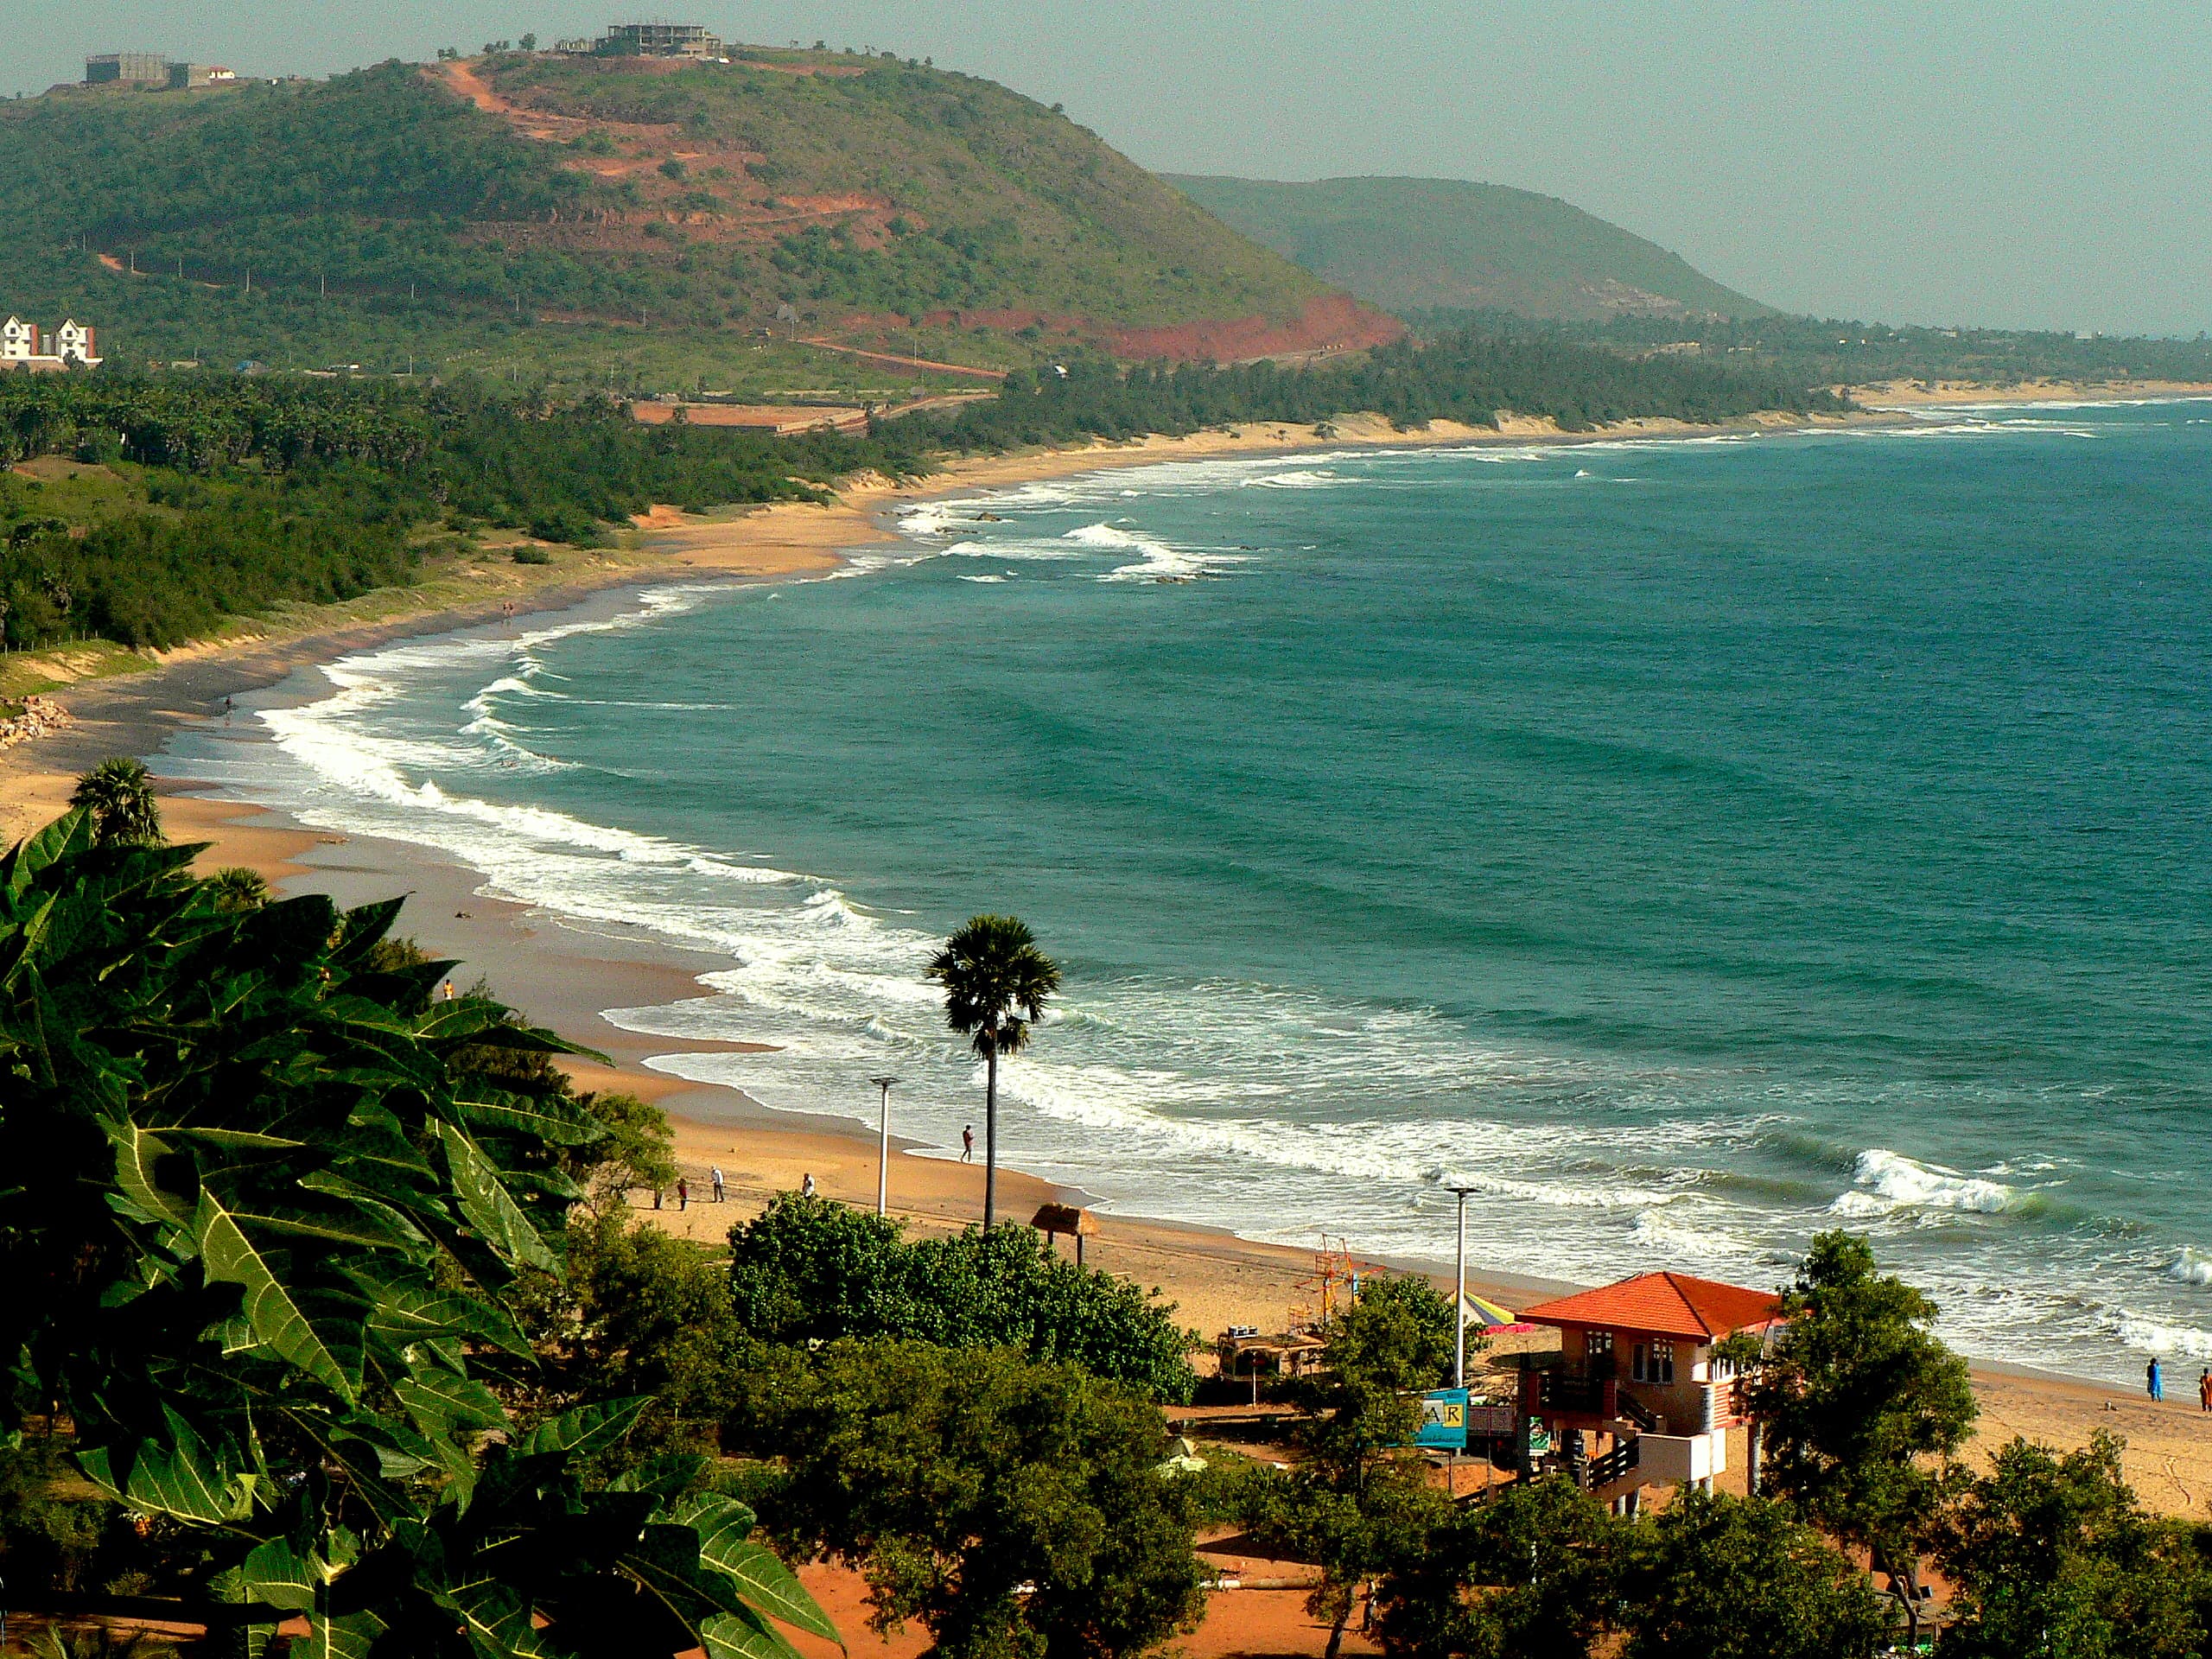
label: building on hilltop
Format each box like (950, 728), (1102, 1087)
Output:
(86, 52), (168, 86)
(2, 317), (103, 372)
(563, 22), (725, 59)
(166, 62), (238, 89)
(1513, 1270), (1784, 1514)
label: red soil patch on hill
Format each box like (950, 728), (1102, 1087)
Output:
(1106, 294), (1405, 364)
(423, 60), (1401, 364)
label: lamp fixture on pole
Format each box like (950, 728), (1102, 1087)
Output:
(1446, 1185), (1478, 1388)
(869, 1076), (899, 1217)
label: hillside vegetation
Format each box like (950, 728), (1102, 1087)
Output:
(1434, 308), (2212, 391)
(0, 54), (1395, 386)
(1170, 174), (1772, 321)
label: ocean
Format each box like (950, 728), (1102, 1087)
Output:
(169, 398), (2212, 1386)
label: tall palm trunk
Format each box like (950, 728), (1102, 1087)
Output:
(983, 1040), (999, 1230)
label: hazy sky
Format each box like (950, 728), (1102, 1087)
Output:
(17, 2), (2210, 334)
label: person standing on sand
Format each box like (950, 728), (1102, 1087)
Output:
(801, 1173), (817, 1198)
(2200, 1369), (2210, 1412)
(676, 1178), (688, 1211)
(2148, 1357), (2164, 1402)
(962, 1126), (975, 1163)
(711, 1166), (725, 1204)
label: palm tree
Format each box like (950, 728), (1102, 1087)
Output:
(207, 865), (271, 911)
(926, 914), (1060, 1230)
(69, 756), (162, 847)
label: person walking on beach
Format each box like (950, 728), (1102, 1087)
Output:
(711, 1166), (725, 1204)
(2200, 1369), (2210, 1413)
(676, 1178), (689, 1211)
(801, 1172), (817, 1198)
(962, 1126), (975, 1164)
(2148, 1357), (2164, 1402)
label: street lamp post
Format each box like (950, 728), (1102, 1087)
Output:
(869, 1075), (899, 1217)
(1446, 1185), (1478, 1388)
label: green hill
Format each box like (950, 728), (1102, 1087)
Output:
(1166, 175), (1773, 322)
(0, 53), (1396, 391)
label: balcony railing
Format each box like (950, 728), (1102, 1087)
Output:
(1584, 1435), (1640, 1490)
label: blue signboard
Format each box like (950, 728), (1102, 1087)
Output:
(1416, 1388), (1470, 1451)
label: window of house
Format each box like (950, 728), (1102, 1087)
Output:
(1586, 1331), (1613, 1360)
(1632, 1340), (1676, 1384)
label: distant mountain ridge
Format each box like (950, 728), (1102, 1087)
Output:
(1167, 175), (1773, 322)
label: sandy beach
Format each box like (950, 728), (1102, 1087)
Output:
(1846, 376), (2212, 407)
(9, 402), (2212, 1529)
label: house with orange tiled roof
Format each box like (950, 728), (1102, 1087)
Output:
(1514, 1270), (1784, 1512)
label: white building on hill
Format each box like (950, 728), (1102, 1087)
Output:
(1, 317), (103, 371)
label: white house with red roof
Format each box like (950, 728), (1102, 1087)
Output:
(1515, 1270), (1784, 1510)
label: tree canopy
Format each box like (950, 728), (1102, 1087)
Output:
(726, 1193), (1197, 1401)
(1722, 1230), (1976, 1573)
(727, 1338), (1205, 1659)
(0, 808), (833, 1658)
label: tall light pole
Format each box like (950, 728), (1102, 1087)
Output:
(1446, 1185), (1478, 1388)
(869, 1075), (899, 1217)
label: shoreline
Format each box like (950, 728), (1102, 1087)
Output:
(10, 400), (2212, 1514)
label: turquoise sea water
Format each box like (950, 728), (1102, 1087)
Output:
(177, 400), (2212, 1384)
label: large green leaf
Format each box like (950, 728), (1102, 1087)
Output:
(703, 1609), (815, 1659)
(78, 1407), (259, 1523)
(516, 1397), (652, 1460)
(453, 1084), (604, 1145)
(439, 1121), (556, 1271)
(195, 1190), (358, 1400)
(104, 1115), (193, 1228)
(353, 1267), (530, 1357)
(700, 1538), (840, 1643)
(3, 805), (92, 895)
(303, 1609), (389, 1659)
(397, 1370), (509, 1438)
(158, 1125), (311, 1151)
(238, 1533), (318, 1611)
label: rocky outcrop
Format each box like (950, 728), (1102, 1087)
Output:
(0, 695), (70, 750)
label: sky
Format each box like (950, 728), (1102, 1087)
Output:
(15, 1), (2210, 335)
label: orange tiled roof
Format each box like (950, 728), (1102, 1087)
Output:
(1518, 1272), (1783, 1342)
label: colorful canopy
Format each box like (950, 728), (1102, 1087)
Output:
(1459, 1292), (1519, 1330)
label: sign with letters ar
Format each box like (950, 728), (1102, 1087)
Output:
(1415, 1388), (1470, 1451)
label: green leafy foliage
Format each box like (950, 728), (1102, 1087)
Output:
(1934, 1431), (2212, 1659)
(1619, 1489), (1892, 1659)
(567, 1089), (679, 1205)
(1245, 1276), (1459, 1658)
(1376, 1477), (1624, 1659)
(0, 373), (921, 651)
(522, 1210), (753, 1461)
(1417, 308), (2212, 392)
(0, 810), (834, 1657)
(728, 1338), (1205, 1659)
(933, 330), (1847, 449)
(67, 756), (162, 846)
(727, 1194), (1197, 1402)
(1721, 1231), (1977, 1569)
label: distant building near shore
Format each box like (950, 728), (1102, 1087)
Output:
(2, 317), (103, 372)
(81, 53), (237, 89)
(167, 62), (237, 89)
(556, 22), (725, 59)
(86, 51), (168, 86)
